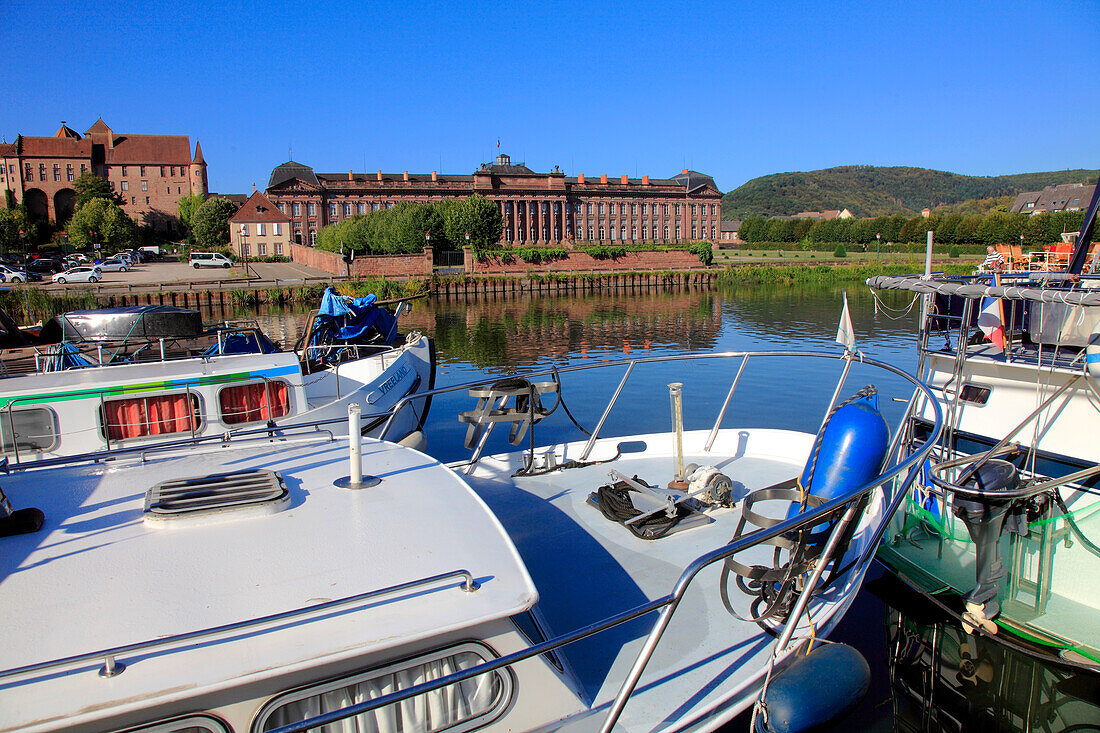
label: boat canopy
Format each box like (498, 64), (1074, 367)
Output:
(867, 275), (1100, 306)
(313, 287), (397, 344)
(40, 306), (203, 343)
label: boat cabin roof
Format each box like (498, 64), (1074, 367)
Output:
(0, 437), (536, 731)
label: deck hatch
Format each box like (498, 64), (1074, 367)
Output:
(144, 469), (288, 523)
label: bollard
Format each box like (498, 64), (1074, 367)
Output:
(668, 383), (684, 480)
(334, 402), (380, 489)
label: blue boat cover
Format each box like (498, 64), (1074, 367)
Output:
(202, 331), (280, 356)
(314, 287), (396, 344)
(43, 342), (96, 371)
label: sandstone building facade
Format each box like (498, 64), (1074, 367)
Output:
(265, 153), (722, 247)
(0, 119), (208, 232)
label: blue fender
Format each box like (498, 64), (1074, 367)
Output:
(756, 643), (870, 733)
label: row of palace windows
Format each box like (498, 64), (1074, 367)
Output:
(26, 163), (87, 182)
(502, 224), (717, 242)
(274, 199), (717, 221)
(120, 181), (186, 195)
(240, 242), (285, 256)
(111, 165), (189, 178)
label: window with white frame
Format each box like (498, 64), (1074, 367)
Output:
(273, 223), (281, 235)
(257, 223), (265, 236)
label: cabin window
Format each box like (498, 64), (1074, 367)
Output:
(218, 381), (290, 425)
(254, 642), (512, 733)
(0, 408), (58, 455)
(101, 393), (201, 441)
(959, 384), (991, 405)
(116, 714), (231, 732)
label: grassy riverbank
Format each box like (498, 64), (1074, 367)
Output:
(715, 261), (973, 286)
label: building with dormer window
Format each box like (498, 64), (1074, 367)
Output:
(265, 153), (722, 247)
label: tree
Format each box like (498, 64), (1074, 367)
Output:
(0, 208), (28, 255)
(66, 198), (138, 251)
(177, 194), (205, 242)
(74, 173), (123, 208)
(191, 197), (239, 250)
(439, 195), (503, 252)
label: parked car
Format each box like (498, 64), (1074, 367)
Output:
(27, 258), (65, 275)
(189, 252), (233, 268)
(98, 257), (130, 273)
(0, 265), (37, 283)
(52, 266), (101, 284)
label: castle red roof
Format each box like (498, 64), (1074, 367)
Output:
(12, 136), (92, 158)
(103, 135), (194, 164)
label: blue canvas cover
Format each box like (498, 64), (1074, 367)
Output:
(201, 330), (280, 357)
(43, 342), (96, 371)
(313, 288), (397, 345)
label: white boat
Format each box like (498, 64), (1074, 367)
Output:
(869, 187), (1100, 670)
(0, 298), (436, 465)
(0, 349), (940, 732)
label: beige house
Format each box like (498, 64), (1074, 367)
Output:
(229, 191), (292, 258)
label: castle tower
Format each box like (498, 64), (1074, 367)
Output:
(190, 141), (208, 196)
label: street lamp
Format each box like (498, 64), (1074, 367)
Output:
(465, 232), (470, 248)
(876, 232), (881, 261)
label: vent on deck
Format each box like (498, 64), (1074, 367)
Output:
(144, 470), (289, 525)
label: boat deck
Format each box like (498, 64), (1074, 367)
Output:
(465, 427), (884, 730)
(0, 436), (535, 732)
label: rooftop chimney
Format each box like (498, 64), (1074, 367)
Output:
(621, 174), (628, 185)
(376, 170), (382, 181)
(348, 170), (354, 181)
(403, 171), (409, 182)
(642, 175), (650, 185)
(431, 171), (437, 182)
(600, 173), (608, 184)
(578, 173), (585, 184)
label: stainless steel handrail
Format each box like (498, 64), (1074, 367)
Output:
(266, 352), (943, 733)
(264, 394), (942, 733)
(0, 569), (481, 682)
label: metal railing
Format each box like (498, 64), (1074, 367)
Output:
(264, 354), (942, 733)
(0, 569), (480, 682)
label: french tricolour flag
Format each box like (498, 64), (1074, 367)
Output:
(977, 273), (1006, 352)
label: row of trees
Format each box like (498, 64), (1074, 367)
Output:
(738, 210), (1087, 247)
(316, 196), (502, 255)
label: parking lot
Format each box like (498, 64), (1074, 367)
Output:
(34, 259), (335, 292)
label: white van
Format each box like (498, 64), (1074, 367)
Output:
(189, 252), (233, 269)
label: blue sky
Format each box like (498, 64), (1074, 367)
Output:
(4, 0), (1098, 195)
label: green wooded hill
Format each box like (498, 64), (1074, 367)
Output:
(721, 166), (1099, 219)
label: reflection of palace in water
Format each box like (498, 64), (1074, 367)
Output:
(419, 291), (724, 367)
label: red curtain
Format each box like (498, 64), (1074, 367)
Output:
(219, 382), (289, 425)
(103, 394), (195, 440)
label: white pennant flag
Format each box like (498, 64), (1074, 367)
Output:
(836, 291), (856, 351)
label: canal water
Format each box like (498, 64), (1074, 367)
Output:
(240, 284), (1096, 732)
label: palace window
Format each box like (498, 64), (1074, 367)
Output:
(309, 229), (317, 245)
(692, 226), (697, 239)
(598, 203), (605, 215)
(691, 204), (697, 216)
(631, 203), (637, 215)
(609, 227), (616, 240)
(530, 226), (537, 240)
(504, 202), (512, 214)
(676, 204), (681, 215)
(307, 202), (316, 216)
(664, 226), (669, 240)
(663, 204), (669, 215)
(652, 225), (658, 240)
(358, 202), (366, 214)
(141, 181), (148, 191)
(587, 226), (594, 240)
(598, 226), (604, 240)
(631, 226), (637, 240)
(620, 203), (627, 214)
(641, 226), (647, 240)
(620, 226), (626, 240)
(675, 226), (681, 240)
(711, 226), (716, 239)
(121, 181), (129, 191)
(329, 203), (337, 217)
(292, 203), (301, 216)
(711, 204), (717, 215)
(343, 203), (352, 216)
(587, 203), (593, 214)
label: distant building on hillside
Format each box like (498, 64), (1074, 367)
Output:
(1011, 183), (1095, 214)
(0, 119), (207, 233)
(791, 208), (853, 221)
(264, 153), (723, 247)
